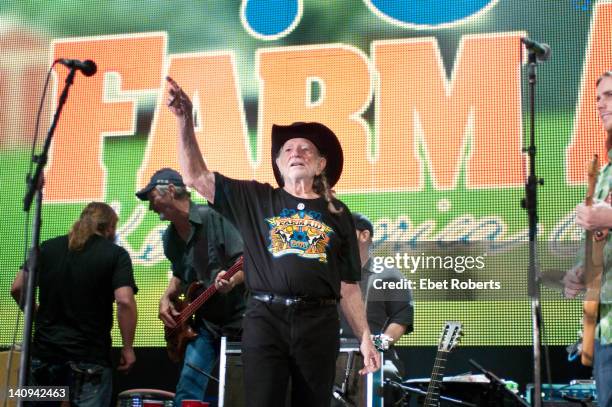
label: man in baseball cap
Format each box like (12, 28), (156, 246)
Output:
(136, 168), (245, 405)
(135, 168), (186, 201)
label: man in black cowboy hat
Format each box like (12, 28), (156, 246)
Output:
(136, 167), (245, 405)
(165, 76), (380, 407)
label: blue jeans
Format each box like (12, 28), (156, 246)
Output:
(595, 340), (612, 407)
(29, 358), (112, 407)
(175, 326), (219, 405)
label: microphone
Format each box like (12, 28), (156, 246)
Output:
(521, 38), (551, 61)
(56, 59), (97, 77)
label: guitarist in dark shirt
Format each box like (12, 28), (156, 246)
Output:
(136, 168), (245, 405)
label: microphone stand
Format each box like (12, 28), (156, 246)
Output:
(18, 67), (78, 395)
(521, 50), (546, 407)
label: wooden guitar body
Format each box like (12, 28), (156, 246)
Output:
(164, 282), (202, 363)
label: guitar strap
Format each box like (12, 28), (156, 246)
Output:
(197, 206), (244, 340)
(192, 205), (210, 284)
(191, 206), (221, 336)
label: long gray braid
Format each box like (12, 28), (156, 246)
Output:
(313, 171), (343, 214)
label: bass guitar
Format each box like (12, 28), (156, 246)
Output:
(165, 256), (244, 363)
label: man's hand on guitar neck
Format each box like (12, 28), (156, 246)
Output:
(563, 266), (586, 299)
(215, 269), (244, 294)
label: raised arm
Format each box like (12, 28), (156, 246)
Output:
(166, 76), (217, 203)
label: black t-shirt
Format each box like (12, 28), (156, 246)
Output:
(210, 173), (360, 299)
(32, 234), (137, 366)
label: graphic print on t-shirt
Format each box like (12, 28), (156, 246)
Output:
(266, 208), (333, 263)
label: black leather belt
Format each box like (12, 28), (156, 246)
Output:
(252, 292), (337, 308)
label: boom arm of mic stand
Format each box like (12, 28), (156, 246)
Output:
(385, 380), (477, 407)
(23, 68), (76, 212)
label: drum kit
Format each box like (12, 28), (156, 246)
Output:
(117, 389), (175, 407)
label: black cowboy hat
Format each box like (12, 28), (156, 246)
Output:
(271, 122), (344, 188)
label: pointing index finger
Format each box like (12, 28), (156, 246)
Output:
(166, 76), (181, 94)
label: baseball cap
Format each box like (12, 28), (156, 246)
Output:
(135, 168), (185, 201)
(352, 213), (374, 235)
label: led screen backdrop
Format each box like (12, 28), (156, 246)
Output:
(0, 0), (606, 347)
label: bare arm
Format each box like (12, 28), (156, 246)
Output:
(340, 281), (381, 374)
(383, 322), (407, 344)
(10, 268), (38, 313)
(115, 286), (137, 372)
(166, 76), (216, 203)
(10, 270), (25, 307)
(159, 276), (182, 328)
